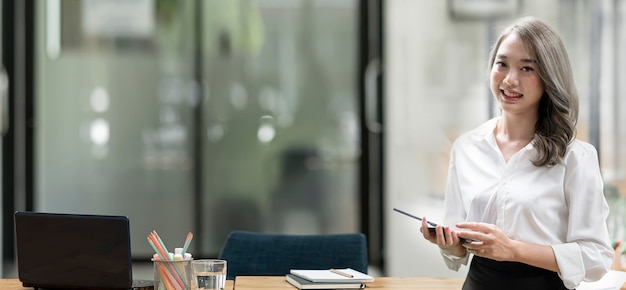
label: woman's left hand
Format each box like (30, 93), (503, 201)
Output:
(456, 222), (517, 262)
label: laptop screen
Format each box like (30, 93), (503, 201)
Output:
(14, 211), (135, 289)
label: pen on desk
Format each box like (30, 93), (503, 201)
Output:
(330, 269), (354, 278)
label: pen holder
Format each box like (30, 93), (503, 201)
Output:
(153, 259), (194, 290)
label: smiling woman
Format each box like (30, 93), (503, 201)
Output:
(417, 17), (613, 290)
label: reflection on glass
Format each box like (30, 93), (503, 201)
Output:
(89, 118), (109, 145)
(229, 81), (248, 111)
(257, 115), (276, 144)
(89, 86), (110, 113)
(206, 123), (225, 143)
(46, 0), (61, 59)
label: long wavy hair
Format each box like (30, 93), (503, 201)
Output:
(488, 17), (579, 167)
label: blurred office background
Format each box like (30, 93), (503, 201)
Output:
(1, 0), (625, 280)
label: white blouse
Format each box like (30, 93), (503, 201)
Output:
(441, 118), (613, 289)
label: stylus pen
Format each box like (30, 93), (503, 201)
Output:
(330, 269), (354, 278)
(393, 208), (438, 227)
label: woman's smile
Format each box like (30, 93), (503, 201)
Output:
(501, 89), (523, 101)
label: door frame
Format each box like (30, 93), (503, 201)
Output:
(1, 0), (35, 263)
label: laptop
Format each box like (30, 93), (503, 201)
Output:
(14, 211), (154, 290)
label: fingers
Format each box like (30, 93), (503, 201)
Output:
(456, 222), (495, 243)
(421, 217), (436, 242)
(457, 231), (483, 244)
(456, 221), (492, 231)
(465, 243), (488, 255)
(436, 225), (468, 248)
(466, 248), (485, 255)
(420, 218), (467, 248)
(436, 226), (448, 245)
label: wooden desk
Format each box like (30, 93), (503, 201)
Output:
(3, 277), (625, 290)
(0, 279), (25, 290)
(2, 277), (464, 289)
(234, 276), (465, 289)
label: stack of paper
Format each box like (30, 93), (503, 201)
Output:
(285, 268), (374, 289)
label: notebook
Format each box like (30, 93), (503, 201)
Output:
(285, 274), (364, 289)
(289, 268), (375, 283)
(14, 211), (154, 290)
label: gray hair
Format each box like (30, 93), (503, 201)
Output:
(488, 17), (578, 167)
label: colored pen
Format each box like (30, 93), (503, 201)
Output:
(182, 232), (193, 255)
(330, 269), (353, 278)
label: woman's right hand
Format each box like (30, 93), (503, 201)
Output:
(421, 217), (467, 256)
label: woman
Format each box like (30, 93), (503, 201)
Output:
(420, 17), (613, 290)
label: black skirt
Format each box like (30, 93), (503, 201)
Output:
(462, 256), (569, 290)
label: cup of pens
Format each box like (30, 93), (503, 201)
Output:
(153, 258), (193, 290)
(148, 231), (195, 290)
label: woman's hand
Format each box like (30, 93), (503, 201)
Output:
(421, 217), (466, 257)
(456, 222), (517, 261)
(611, 241), (625, 271)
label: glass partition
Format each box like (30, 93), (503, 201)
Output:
(34, 0), (360, 258)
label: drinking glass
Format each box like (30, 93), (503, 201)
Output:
(191, 259), (227, 290)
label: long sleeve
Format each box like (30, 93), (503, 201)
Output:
(440, 141), (469, 270)
(437, 118), (613, 288)
(552, 142), (613, 289)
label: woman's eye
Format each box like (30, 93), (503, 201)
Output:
(494, 61), (506, 67)
(521, 66), (535, 72)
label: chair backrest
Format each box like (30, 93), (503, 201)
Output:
(218, 230), (368, 280)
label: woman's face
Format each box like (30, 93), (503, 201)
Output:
(490, 33), (545, 118)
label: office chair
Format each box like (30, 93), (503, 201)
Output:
(218, 230), (368, 280)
